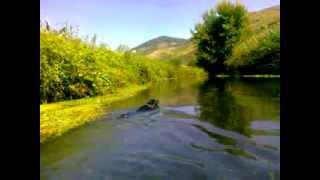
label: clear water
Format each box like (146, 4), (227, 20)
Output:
(40, 78), (280, 180)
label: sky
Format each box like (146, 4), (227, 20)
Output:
(41, 0), (280, 49)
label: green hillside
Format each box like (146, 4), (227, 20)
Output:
(249, 5), (280, 33)
(225, 5), (280, 74)
(131, 36), (188, 55)
(132, 5), (280, 66)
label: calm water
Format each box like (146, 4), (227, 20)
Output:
(40, 78), (280, 180)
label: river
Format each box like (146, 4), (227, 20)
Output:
(40, 77), (280, 180)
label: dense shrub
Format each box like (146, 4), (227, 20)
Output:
(40, 27), (204, 103)
(225, 23), (280, 74)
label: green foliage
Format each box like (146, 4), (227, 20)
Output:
(191, 2), (280, 75)
(40, 25), (205, 103)
(131, 5), (280, 73)
(192, 0), (249, 74)
(226, 23), (280, 74)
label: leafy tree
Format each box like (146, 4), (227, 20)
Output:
(191, 0), (249, 74)
(225, 23), (280, 74)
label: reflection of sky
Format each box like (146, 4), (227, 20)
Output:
(40, 0), (280, 49)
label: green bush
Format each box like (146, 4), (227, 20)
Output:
(40, 27), (205, 103)
(225, 23), (280, 74)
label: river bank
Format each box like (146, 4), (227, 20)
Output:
(40, 28), (206, 143)
(40, 74), (280, 144)
(40, 84), (150, 143)
(40, 73), (206, 144)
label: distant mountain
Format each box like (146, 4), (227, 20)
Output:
(131, 36), (188, 54)
(131, 5), (280, 65)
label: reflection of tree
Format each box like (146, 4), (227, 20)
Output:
(197, 78), (252, 136)
(228, 79), (280, 120)
(230, 79), (280, 98)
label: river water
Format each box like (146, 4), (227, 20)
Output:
(40, 78), (280, 180)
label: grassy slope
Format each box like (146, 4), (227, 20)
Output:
(248, 5), (280, 33)
(132, 5), (280, 66)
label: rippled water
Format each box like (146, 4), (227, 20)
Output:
(40, 78), (280, 180)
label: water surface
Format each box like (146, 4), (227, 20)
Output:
(41, 78), (280, 180)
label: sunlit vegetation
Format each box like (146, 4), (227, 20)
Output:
(191, 1), (280, 75)
(191, 1), (249, 74)
(40, 23), (205, 103)
(130, 4), (279, 75)
(40, 22), (205, 143)
(226, 23), (280, 74)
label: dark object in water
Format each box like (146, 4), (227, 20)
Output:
(137, 99), (159, 112)
(119, 99), (160, 118)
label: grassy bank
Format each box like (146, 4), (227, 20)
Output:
(40, 84), (150, 143)
(40, 74), (206, 144)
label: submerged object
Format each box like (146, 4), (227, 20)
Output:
(119, 99), (160, 118)
(137, 99), (159, 112)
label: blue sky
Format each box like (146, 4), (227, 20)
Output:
(41, 0), (280, 49)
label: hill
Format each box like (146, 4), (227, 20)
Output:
(131, 5), (280, 65)
(249, 5), (280, 33)
(131, 36), (188, 55)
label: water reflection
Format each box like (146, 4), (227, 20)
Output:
(197, 78), (280, 137)
(41, 77), (280, 180)
(197, 78), (252, 136)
